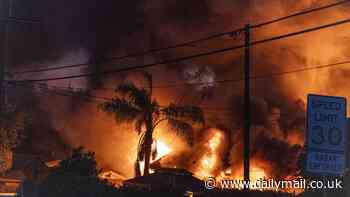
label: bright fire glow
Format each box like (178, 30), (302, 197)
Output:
(221, 164), (268, 183)
(195, 130), (224, 178)
(154, 140), (171, 160)
(250, 167), (267, 181)
(0, 193), (17, 196)
(201, 154), (216, 169)
(139, 139), (172, 175)
(208, 132), (222, 150)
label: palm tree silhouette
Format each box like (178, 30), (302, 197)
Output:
(100, 72), (204, 176)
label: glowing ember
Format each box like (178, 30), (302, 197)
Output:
(98, 170), (125, 187)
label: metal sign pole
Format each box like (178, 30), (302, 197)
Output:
(322, 175), (327, 197)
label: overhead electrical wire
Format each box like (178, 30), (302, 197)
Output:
(251, 0), (350, 28)
(11, 0), (350, 75)
(11, 28), (244, 75)
(7, 59), (350, 112)
(6, 82), (235, 113)
(0, 16), (41, 24)
(9, 17), (350, 83)
(93, 59), (350, 90)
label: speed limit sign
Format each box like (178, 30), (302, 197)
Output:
(306, 94), (347, 175)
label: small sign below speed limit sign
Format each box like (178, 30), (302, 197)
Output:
(306, 94), (347, 175)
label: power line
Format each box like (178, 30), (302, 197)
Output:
(11, 62), (94, 75)
(9, 59), (350, 90)
(251, 17), (350, 46)
(251, 0), (350, 28)
(89, 58), (350, 90)
(86, 59), (350, 88)
(6, 82), (236, 113)
(11, 57), (349, 115)
(11, 28), (244, 75)
(10, 17), (350, 83)
(7, 58), (350, 116)
(0, 16), (41, 24)
(251, 60), (350, 80)
(11, 0), (349, 75)
(7, 59), (350, 110)
(6, 82), (112, 103)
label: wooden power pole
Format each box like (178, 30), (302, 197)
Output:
(0, 0), (41, 110)
(243, 24), (251, 189)
(0, 0), (11, 109)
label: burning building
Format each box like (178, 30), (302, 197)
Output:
(2, 0), (350, 195)
(124, 168), (204, 193)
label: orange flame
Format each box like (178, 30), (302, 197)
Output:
(195, 129), (224, 179)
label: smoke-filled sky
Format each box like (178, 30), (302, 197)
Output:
(6, 0), (350, 179)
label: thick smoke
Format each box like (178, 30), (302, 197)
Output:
(7, 0), (144, 72)
(10, 0), (350, 179)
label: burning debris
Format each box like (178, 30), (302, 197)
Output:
(98, 170), (125, 187)
(6, 1), (350, 196)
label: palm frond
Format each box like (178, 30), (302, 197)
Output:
(115, 83), (150, 109)
(134, 161), (141, 177)
(141, 71), (153, 94)
(161, 103), (205, 124)
(136, 131), (146, 161)
(152, 144), (158, 161)
(99, 98), (141, 123)
(151, 100), (161, 123)
(134, 117), (145, 135)
(167, 118), (194, 145)
(161, 103), (204, 146)
(134, 133), (145, 177)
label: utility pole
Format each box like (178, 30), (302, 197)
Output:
(243, 24), (251, 190)
(0, 0), (12, 110)
(0, 0), (41, 110)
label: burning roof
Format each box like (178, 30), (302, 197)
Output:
(123, 167), (204, 192)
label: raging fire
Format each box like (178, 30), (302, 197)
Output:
(13, 1), (350, 196)
(148, 128), (303, 193)
(154, 140), (171, 161)
(193, 129), (224, 179)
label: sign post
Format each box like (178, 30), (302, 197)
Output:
(306, 94), (347, 195)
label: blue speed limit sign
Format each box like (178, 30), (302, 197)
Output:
(306, 94), (347, 175)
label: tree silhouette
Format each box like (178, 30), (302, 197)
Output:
(100, 72), (204, 176)
(39, 147), (119, 197)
